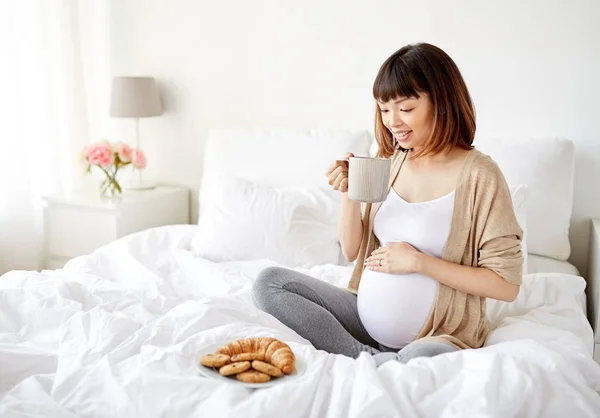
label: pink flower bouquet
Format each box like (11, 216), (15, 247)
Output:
(81, 140), (147, 197)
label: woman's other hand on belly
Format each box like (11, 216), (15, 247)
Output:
(365, 242), (421, 274)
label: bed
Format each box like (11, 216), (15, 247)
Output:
(1, 129), (599, 417)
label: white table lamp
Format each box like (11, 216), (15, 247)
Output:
(109, 76), (163, 189)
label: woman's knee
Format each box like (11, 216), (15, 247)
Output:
(252, 266), (289, 309)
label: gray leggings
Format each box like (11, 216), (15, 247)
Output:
(252, 266), (457, 366)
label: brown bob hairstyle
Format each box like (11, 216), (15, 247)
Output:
(373, 43), (476, 158)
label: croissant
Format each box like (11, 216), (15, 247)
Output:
(216, 338), (295, 374)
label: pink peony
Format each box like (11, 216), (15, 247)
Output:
(117, 143), (133, 163)
(86, 143), (114, 168)
(131, 149), (147, 170)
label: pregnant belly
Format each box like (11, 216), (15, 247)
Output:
(357, 270), (438, 349)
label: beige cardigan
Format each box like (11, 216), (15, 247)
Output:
(347, 148), (523, 350)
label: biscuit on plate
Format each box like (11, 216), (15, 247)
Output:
(236, 370), (271, 383)
(199, 354), (230, 368)
(219, 361), (251, 376)
(251, 360), (283, 377)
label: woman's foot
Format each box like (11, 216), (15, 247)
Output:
(373, 352), (399, 366)
(373, 342), (457, 366)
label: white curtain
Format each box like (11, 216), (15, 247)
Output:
(0, 1), (107, 274)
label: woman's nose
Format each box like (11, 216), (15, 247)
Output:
(388, 111), (404, 128)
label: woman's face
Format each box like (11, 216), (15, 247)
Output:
(378, 93), (435, 152)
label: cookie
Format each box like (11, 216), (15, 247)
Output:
(231, 353), (265, 362)
(236, 370), (271, 383)
(251, 360), (283, 377)
(199, 354), (231, 368)
(219, 361), (251, 376)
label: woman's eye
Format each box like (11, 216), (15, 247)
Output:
(380, 109), (389, 113)
(400, 109), (413, 113)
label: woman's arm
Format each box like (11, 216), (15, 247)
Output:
(415, 252), (519, 302)
(338, 193), (363, 262)
(326, 153), (364, 262)
(365, 241), (520, 302)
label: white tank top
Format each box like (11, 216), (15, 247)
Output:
(357, 188), (455, 349)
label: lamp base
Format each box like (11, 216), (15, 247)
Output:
(123, 180), (156, 190)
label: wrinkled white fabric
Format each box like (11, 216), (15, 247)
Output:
(0, 225), (599, 418)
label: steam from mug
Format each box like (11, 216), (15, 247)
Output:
(347, 157), (391, 203)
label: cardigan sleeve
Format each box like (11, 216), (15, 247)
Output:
(474, 159), (524, 285)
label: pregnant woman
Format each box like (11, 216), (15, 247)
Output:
(252, 43), (523, 365)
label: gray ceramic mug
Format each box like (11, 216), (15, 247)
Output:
(347, 157), (391, 203)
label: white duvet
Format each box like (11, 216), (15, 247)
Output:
(1, 225), (600, 418)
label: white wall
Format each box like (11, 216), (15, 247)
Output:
(100, 0), (600, 275)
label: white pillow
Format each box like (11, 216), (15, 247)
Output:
(200, 129), (374, 191)
(191, 177), (341, 268)
(509, 184), (529, 275)
(475, 137), (574, 261)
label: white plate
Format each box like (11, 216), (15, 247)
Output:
(195, 342), (306, 389)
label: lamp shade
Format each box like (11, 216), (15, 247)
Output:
(109, 76), (163, 118)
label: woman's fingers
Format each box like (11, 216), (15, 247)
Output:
(325, 158), (349, 177)
(327, 167), (340, 185)
(365, 253), (385, 264)
(370, 247), (386, 256)
(326, 164), (347, 182)
(325, 161), (340, 177)
(365, 256), (387, 271)
(328, 166), (348, 189)
(326, 154), (353, 192)
(332, 165), (347, 178)
(331, 172), (347, 190)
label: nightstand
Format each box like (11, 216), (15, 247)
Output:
(588, 219), (600, 364)
(42, 185), (190, 269)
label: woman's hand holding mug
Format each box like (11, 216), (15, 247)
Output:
(325, 153), (354, 193)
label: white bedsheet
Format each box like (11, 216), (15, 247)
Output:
(1, 225), (600, 417)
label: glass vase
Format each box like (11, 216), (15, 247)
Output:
(99, 174), (122, 201)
